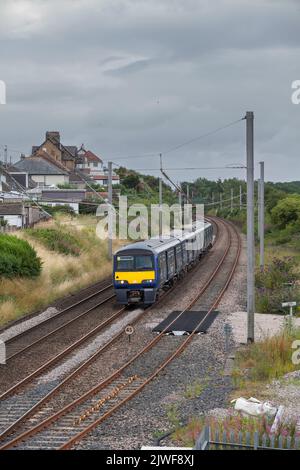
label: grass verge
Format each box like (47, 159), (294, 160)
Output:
(0, 215), (125, 327)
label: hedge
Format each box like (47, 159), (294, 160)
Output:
(0, 234), (42, 278)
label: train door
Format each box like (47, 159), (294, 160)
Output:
(175, 245), (183, 272)
(167, 248), (176, 279)
(158, 252), (167, 286)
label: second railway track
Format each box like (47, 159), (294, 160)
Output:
(0, 217), (241, 450)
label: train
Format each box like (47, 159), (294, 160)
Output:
(113, 220), (214, 305)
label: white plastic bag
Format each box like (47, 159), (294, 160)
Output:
(233, 397), (277, 417)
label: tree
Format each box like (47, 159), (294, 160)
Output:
(271, 195), (300, 228)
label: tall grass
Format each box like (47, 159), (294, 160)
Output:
(231, 325), (300, 396)
(0, 215), (126, 327)
(173, 413), (300, 448)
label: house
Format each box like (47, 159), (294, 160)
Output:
(39, 188), (87, 214)
(0, 169), (8, 192)
(13, 155), (69, 188)
(76, 146), (120, 185)
(32, 131), (77, 172)
(77, 146), (103, 175)
(91, 174), (120, 186)
(0, 203), (25, 228)
(0, 203), (45, 229)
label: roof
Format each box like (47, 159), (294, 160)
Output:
(14, 157), (68, 176)
(92, 175), (119, 180)
(32, 138), (77, 161)
(83, 150), (103, 163)
(35, 150), (70, 172)
(115, 221), (212, 255)
(0, 203), (23, 215)
(65, 146), (78, 158)
(69, 170), (94, 183)
(41, 189), (86, 201)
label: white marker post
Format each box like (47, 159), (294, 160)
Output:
(282, 301), (297, 317)
(0, 340), (6, 364)
(125, 325), (134, 343)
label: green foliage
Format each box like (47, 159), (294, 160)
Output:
(0, 218), (8, 227)
(27, 228), (81, 256)
(57, 183), (77, 189)
(166, 404), (181, 428)
(115, 166), (177, 205)
(79, 202), (97, 215)
(88, 183), (106, 192)
(0, 234), (42, 278)
(271, 195), (300, 228)
(234, 326), (300, 383)
(40, 204), (75, 216)
(183, 380), (207, 399)
(256, 257), (300, 313)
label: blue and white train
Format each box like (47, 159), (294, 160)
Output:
(113, 221), (213, 305)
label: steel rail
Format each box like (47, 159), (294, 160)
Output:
(0, 218), (234, 450)
(3, 281), (113, 348)
(0, 222), (221, 442)
(6, 291), (115, 361)
(61, 221), (241, 450)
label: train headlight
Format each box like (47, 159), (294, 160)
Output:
(115, 280), (128, 285)
(142, 279), (153, 284)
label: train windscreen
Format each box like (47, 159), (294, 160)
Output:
(116, 254), (154, 271)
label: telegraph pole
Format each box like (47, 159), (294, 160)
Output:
(246, 111), (255, 343)
(4, 145), (7, 168)
(159, 177), (163, 237)
(220, 192), (223, 209)
(239, 185), (242, 210)
(257, 178), (261, 240)
(259, 161), (265, 270)
(108, 161), (113, 260)
(231, 188), (234, 212)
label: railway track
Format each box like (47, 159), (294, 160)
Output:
(0, 217), (240, 450)
(2, 280), (115, 361)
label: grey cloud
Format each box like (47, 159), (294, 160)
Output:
(0, 0), (299, 182)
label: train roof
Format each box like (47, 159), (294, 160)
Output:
(114, 220), (212, 256)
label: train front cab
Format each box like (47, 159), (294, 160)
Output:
(113, 250), (158, 305)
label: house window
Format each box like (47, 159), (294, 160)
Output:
(93, 162), (98, 167)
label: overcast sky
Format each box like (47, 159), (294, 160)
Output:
(0, 0), (299, 182)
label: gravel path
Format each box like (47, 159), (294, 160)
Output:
(0, 308), (59, 343)
(228, 311), (300, 344)
(264, 371), (300, 425)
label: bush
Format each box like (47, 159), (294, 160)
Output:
(27, 228), (81, 256)
(271, 195), (300, 228)
(255, 257), (300, 313)
(235, 326), (300, 382)
(0, 234), (42, 278)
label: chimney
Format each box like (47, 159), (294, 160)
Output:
(46, 131), (60, 144)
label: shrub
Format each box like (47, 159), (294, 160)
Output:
(0, 234), (42, 278)
(255, 257), (300, 313)
(26, 228), (81, 256)
(234, 326), (300, 383)
(271, 195), (300, 229)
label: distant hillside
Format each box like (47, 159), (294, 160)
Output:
(115, 166), (177, 205)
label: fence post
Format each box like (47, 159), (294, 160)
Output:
(194, 425), (210, 450)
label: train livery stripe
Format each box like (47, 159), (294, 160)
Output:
(115, 271), (155, 284)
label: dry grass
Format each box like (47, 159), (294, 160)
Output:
(0, 215), (126, 327)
